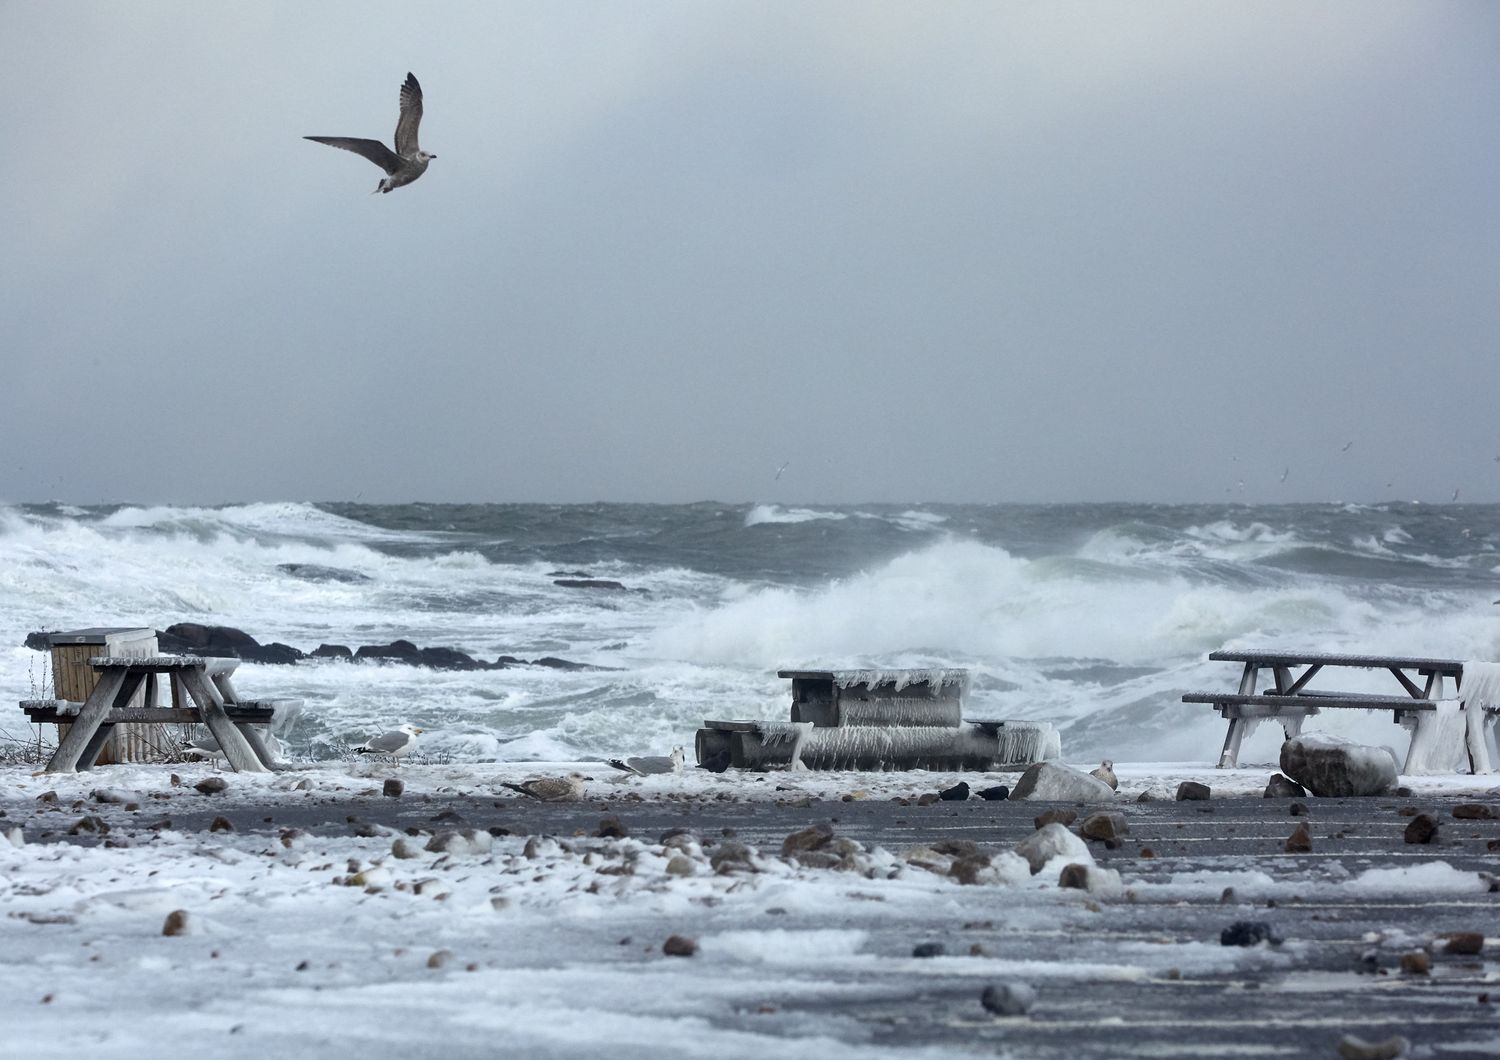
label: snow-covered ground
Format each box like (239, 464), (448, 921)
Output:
(3, 760), (1498, 1059)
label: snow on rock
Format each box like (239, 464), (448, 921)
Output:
(1008, 761), (1116, 803)
(1279, 734), (1398, 797)
(1014, 822), (1094, 875)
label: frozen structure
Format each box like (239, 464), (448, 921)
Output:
(695, 668), (1060, 772)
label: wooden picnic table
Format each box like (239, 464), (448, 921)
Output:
(1183, 650), (1493, 772)
(23, 655), (287, 774)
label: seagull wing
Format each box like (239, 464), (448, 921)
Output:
(394, 72), (423, 156)
(304, 136), (404, 175)
(364, 729), (413, 753)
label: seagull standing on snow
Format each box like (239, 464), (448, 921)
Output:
(305, 72), (435, 194)
(503, 773), (586, 802)
(1089, 760), (1118, 790)
(355, 724), (423, 762)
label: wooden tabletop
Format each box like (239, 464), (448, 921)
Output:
(1208, 649), (1463, 673)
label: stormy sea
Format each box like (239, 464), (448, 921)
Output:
(4, 500), (1499, 765)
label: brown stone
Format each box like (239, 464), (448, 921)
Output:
(1289, 801), (1309, 816)
(663, 934), (697, 957)
(210, 816), (234, 833)
(382, 778), (405, 798)
(162, 910), (191, 936)
(1033, 808), (1076, 830)
(194, 777), (228, 795)
(916, 792), (940, 806)
(594, 815), (628, 838)
(1442, 932), (1485, 955)
(1403, 814), (1439, 845)
(1078, 812), (1129, 842)
(1176, 781), (1211, 802)
(1399, 951), (1430, 975)
(1285, 822), (1313, 853)
(1452, 803), (1497, 820)
(1057, 863), (1091, 890)
(781, 822), (833, 857)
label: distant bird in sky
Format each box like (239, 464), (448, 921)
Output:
(1340, 441), (1353, 452)
(1279, 466), (1289, 483)
(775, 461), (790, 480)
(1452, 488), (1462, 502)
(503, 773), (586, 801)
(306, 72), (435, 194)
(355, 723), (423, 762)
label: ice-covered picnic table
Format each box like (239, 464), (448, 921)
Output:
(1183, 649), (1498, 773)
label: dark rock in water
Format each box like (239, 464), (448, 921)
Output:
(1336, 1034), (1411, 1060)
(531, 656), (615, 671)
(312, 644), (353, 660)
(1403, 813), (1439, 844)
(594, 815), (629, 839)
(548, 570), (593, 579)
(1176, 781), (1211, 802)
(662, 935), (697, 957)
(1220, 921), (1280, 947)
(194, 777), (228, 796)
(159, 623), (304, 664)
(1452, 803), (1497, 820)
(781, 822), (833, 857)
(1280, 735), (1396, 797)
(276, 563), (372, 584)
(1442, 931), (1484, 955)
(1033, 809), (1077, 830)
(1078, 811), (1128, 842)
(912, 941), (946, 958)
(1285, 822), (1313, 853)
(255, 641), (305, 665)
(553, 578), (628, 591)
(354, 640), (485, 670)
(354, 640), (422, 664)
(1057, 863), (1091, 890)
(1264, 773), (1307, 799)
(939, 781), (970, 802)
(976, 785), (1010, 801)
(980, 981), (1036, 1017)
(698, 747), (731, 773)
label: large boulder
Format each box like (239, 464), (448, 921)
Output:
(159, 623), (304, 665)
(1007, 762), (1115, 803)
(1280, 734), (1397, 797)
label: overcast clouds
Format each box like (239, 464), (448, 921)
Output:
(2, 2), (1496, 505)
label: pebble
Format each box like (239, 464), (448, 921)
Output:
(161, 910), (193, 937)
(1033, 809), (1076, 830)
(665, 855), (696, 876)
(1078, 811), (1128, 842)
(594, 815), (628, 838)
(662, 935), (697, 957)
(912, 941), (946, 958)
(382, 779), (405, 798)
(1452, 803), (1496, 820)
(209, 816), (234, 833)
(1336, 1034), (1410, 1060)
(1398, 951), (1430, 976)
(980, 981), (1036, 1017)
(391, 837), (423, 859)
(1442, 932), (1484, 956)
(915, 793), (940, 806)
(68, 815), (109, 836)
(194, 777), (228, 796)
(1285, 822), (1313, 853)
(1220, 921), (1279, 947)
(1263, 773), (1307, 798)
(427, 949), (454, 969)
(1058, 864), (1091, 890)
(781, 823), (833, 856)
(1403, 814), (1439, 845)
(1176, 781), (1211, 802)
(1289, 801), (1309, 816)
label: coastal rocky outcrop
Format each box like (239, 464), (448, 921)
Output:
(23, 622), (609, 673)
(1280, 734), (1397, 797)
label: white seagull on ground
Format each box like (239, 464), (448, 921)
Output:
(355, 724), (423, 762)
(305, 72), (435, 194)
(605, 747), (685, 776)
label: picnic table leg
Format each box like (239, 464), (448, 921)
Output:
(178, 670), (266, 773)
(78, 723), (118, 770)
(1218, 716), (1245, 768)
(46, 670), (128, 773)
(236, 724), (279, 769)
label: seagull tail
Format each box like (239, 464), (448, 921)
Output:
(500, 782), (536, 798)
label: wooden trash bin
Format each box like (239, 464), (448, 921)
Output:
(47, 627), (159, 764)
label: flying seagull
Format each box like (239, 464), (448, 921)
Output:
(355, 724), (423, 761)
(604, 747), (685, 776)
(774, 461), (790, 480)
(502, 773), (586, 802)
(305, 72), (435, 194)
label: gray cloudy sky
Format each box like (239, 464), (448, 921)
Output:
(3, 2), (1496, 505)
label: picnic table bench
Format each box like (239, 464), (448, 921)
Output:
(20, 655), (297, 773)
(1184, 649), (1496, 772)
